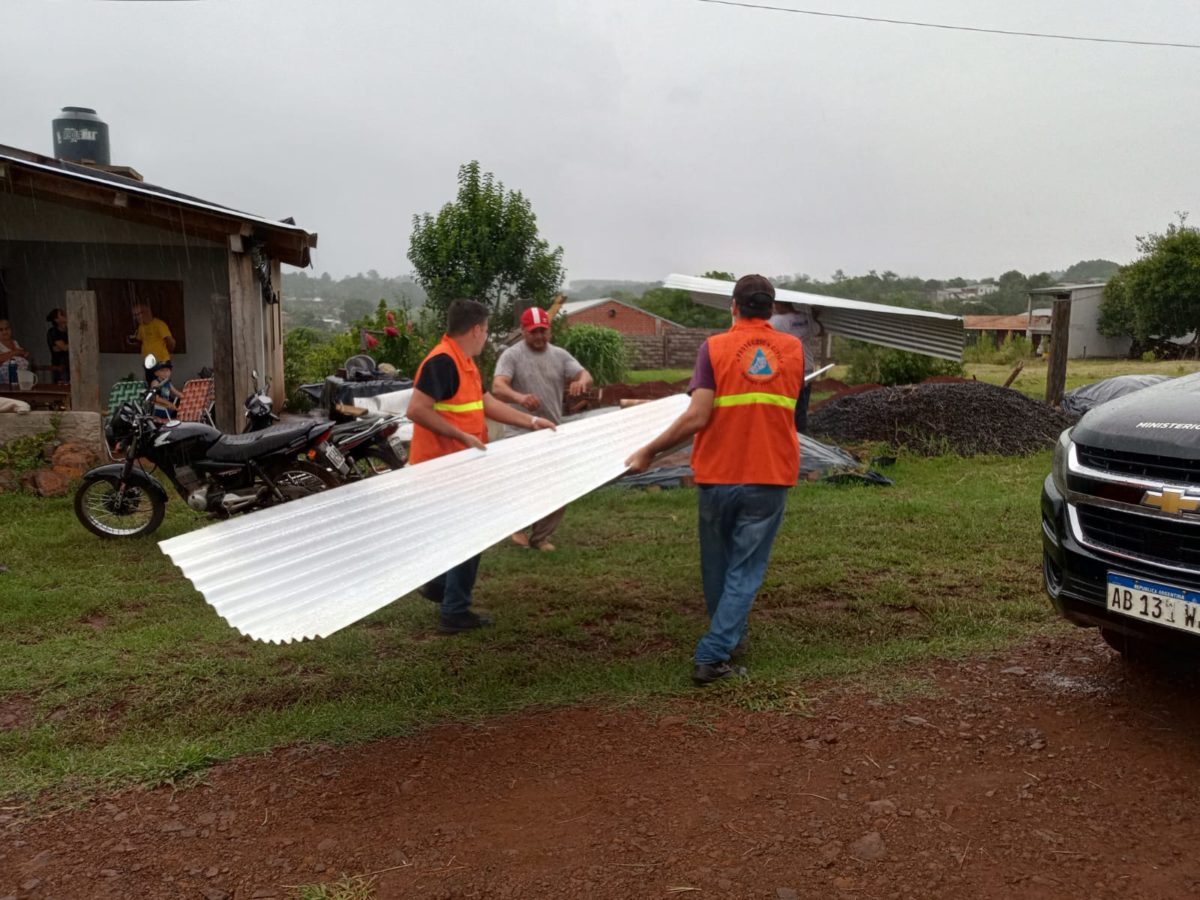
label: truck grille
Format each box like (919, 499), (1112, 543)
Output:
(1076, 504), (1200, 569)
(1075, 444), (1200, 487)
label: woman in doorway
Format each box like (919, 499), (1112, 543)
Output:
(0, 319), (32, 385)
(45, 308), (69, 384)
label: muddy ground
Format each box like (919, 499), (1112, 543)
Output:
(4, 628), (1200, 899)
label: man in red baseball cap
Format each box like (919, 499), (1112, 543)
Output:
(492, 305), (593, 550)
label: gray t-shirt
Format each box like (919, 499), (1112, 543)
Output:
(769, 305), (817, 374)
(494, 341), (585, 435)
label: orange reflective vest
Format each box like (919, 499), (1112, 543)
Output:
(408, 334), (488, 465)
(691, 318), (804, 486)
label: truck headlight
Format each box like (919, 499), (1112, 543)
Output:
(1051, 428), (1072, 496)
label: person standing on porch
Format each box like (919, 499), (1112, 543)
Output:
(625, 274), (804, 686)
(406, 299), (557, 635)
(45, 308), (70, 384)
(129, 302), (175, 363)
(491, 305), (593, 551)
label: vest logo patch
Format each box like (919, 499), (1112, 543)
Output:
(748, 348), (773, 375)
(736, 341), (781, 383)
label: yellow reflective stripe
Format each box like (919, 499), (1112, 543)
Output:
(712, 392), (797, 410)
(433, 400), (484, 413)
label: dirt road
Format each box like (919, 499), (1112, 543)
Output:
(5, 628), (1200, 899)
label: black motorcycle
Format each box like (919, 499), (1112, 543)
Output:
(274, 374), (408, 478)
(74, 362), (347, 539)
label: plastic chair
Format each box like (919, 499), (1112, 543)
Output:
(176, 378), (215, 425)
(104, 379), (146, 461)
(106, 379), (145, 412)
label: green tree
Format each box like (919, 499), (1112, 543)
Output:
(630, 287), (730, 328)
(1061, 258), (1120, 283)
(408, 161), (565, 333)
(1100, 216), (1200, 342)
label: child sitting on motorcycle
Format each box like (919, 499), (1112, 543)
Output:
(146, 358), (183, 420)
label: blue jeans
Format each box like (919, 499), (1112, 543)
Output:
(695, 484), (788, 664)
(428, 553), (482, 617)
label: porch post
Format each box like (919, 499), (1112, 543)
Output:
(211, 246), (260, 432)
(267, 258), (285, 410)
(66, 290), (100, 413)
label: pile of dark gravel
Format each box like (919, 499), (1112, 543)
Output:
(808, 380), (1077, 456)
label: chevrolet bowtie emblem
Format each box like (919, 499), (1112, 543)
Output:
(1142, 487), (1200, 515)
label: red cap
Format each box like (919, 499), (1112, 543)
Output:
(521, 307), (552, 330)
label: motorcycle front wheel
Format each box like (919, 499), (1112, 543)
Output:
(264, 459), (341, 504)
(351, 442), (406, 478)
(74, 476), (166, 539)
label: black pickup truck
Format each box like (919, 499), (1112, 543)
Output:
(1042, 374), (1200, 656)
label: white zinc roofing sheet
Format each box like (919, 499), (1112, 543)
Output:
(159, 395), (690, 643)
(664, 273), (965, 362)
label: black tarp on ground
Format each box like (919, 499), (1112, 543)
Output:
(617, 433), (893, 489)
(1061, 375), (1172, 416)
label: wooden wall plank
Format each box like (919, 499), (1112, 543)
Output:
(66, 290), (101, 413)
(210, 286), (235, 432)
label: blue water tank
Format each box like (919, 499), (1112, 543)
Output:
(52, 107), (111, 165)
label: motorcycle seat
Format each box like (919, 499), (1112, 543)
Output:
(207, 422), (317, 462)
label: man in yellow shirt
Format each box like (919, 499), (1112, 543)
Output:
(130, 302), (176, 363)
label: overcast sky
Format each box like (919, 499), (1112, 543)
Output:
(6, 0), (1199, 283)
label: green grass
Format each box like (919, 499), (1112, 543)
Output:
(292, 875), (377, 900)
(0, 452), (1057, 803)
(825, 357), (1200, 400)
(627, 368), (691, 384)
(966, 357), (1200, 399)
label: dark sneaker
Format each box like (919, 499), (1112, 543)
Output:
(438, 611), (493, 634)
(418, 582), (443, 603)
(731, 638), (749, 661)
(692, 661), (747, 687)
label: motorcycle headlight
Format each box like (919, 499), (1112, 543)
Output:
(1051, 428), (1073, 496)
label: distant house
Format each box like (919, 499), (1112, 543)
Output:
(963, 312), (1050, 351)
(0, 138), (316, 432)
(559, 298), (681, 336)
(934, 283), (1000, 304)
(1025, 283), (1130, 359)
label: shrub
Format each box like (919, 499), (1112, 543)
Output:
(282, 301), (436, 410)
(845, 340), (964, 386)
(962, 331), (1031, 365)
(963, 331), (997, 364)
(555, 323), (628, 385)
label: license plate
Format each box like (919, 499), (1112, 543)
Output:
(1107, 572), (1200, 635)
(323, 443), (346, 470)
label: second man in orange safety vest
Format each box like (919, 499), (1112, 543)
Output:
(407, 299), (556, 634)
(626, 275), (804, 685)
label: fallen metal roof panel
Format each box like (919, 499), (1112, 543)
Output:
(159, 395), (690, 643)
(664, 273), (964, 361)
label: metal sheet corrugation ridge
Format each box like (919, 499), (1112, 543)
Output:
(663, 273), (964, 361)
(158, 395), (690, 644)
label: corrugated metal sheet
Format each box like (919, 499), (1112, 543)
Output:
(663, 274), (964, 361)
(0, 147), (314, 243)
(158, 395), (690, 644)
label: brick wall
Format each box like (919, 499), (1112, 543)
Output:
(567, 301), (664, 336)
(623, 328), (720, 370)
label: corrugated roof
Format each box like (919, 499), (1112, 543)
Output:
(560, 297), (683, 327)
(963, 314), (1034, 331)
(0, 143), (317, 266)
(1025, 283), (1107, 298)
(159, 395), (690, 643)
(664, 274), (964, 361)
